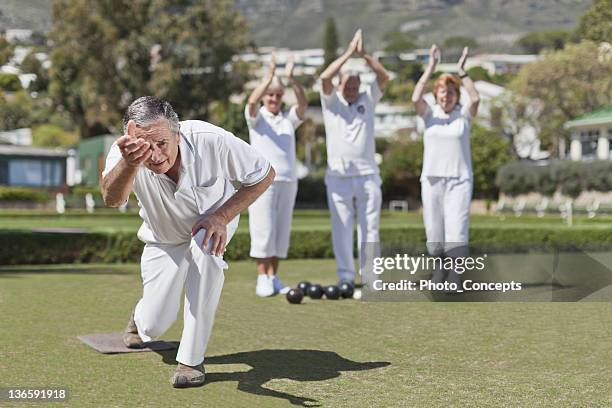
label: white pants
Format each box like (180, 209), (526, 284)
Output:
(248, 181), (298, 259)
(325, 174), (382, 282)
(134, 216), (239, 366)
(421, 177), (472, 257)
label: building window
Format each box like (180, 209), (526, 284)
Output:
(8, 159), (63, 187)
(580, 129), (600, 159)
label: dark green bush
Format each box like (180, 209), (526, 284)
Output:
(1, 227), (610, 265)
(496, 160), (612, 197)
(0, 187), (49, 202)
(296, 176), (327, 206)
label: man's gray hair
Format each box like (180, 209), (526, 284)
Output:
(268, 75), (285, 91)
(123, 96), (179, 134)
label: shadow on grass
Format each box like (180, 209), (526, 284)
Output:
(156, 348), (390, 406)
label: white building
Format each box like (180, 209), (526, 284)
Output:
(466, 54), (538, 76)
(565, 106), (612, 161)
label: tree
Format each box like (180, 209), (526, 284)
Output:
(32, 124), (78, 148)
(20, 52), (49, 92)
(0, 36), (13, 66)
(0, 74), (22, 92)
(517, 30), (571, 54)
(49, 0), (250, 138)
(0, 91), (32, 130)
(509, 41), (612, 156)
(470, 124), (512, 198)
(382, 31), (416, 54)
(380, 139), (423, 200)
(146, 1), (250, 122)
(577, 0), (612, 43)
(322, 17), (338, 70)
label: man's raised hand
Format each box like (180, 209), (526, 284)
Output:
(357, 30), (365, 57)
(348, 29), (362, 55)
(117, 120), (151, 168)
(285, 55), (295, 80)
(266, 54), (277, 79)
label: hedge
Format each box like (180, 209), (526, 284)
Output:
(0, 187), (49, 202)
(1, 227), (610, 265)
(496, 160), (612, 197)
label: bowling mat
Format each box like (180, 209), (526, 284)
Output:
(77, 332), (178, 354)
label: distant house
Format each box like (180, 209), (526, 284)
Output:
(77, 134), (117, 186)
(374, 103), (416, 138)
(565, 106), (612, 161)
(0, 144), (67, 188)
(466, 54), (538, 76)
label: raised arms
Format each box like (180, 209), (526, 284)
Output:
(247, 56), (276, 118)
(457, 46), (480, 117)
(319, 29), (361, 95)
(285, 56), (308, 119)
(412, 44), (439, 117)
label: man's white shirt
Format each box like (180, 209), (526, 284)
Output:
(244, 105), (302, 182)
(320, 80), (383, 177)
(102, 120), (271, 245)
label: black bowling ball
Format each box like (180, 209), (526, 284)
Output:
(286, 288), (304, 304)
(339, 282), (354, 298)
(324, 285), (340, 300)
(297, 281), (311, 293)
(307, 284), (324, 299)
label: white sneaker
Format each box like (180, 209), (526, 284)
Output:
(272, 276), (290, 295)
(255, 274), (275, 297)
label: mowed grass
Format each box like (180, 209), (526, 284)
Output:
(1, 260), (611, 407)
(1, 209), (612, 233)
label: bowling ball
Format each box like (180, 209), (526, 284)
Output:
(286, 288), (304, 304)
(307, 284), (324, 299)
(297, 281), (311, 293)
(324, 285), (340, 300)
(339, 282), (354, 298)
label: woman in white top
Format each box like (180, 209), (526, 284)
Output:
(411, 45), (480, 283)
(245, 55), (307, 297)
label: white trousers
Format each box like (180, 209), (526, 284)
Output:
(325, 174), (382, 282)
(248, 181), (297, 259)
(421, 177), (472, 257)
(134, 216), (239, 366)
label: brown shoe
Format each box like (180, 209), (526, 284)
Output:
(171, 362), (206, 388)
(122, 307), (144, 349)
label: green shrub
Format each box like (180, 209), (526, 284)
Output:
(0, 73), (22, 92)
(0, 187), (49, 202)
(296, 176), (327, 205)
(1, 227), (610, 265)
(496, 160), (612, 197)
(32, 124), (78, 148)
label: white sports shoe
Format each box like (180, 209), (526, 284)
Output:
(255, 274), (275, 297)
(272, 276), (290, 295)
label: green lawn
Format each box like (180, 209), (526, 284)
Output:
(1, 260), (611, 407)
(1, 209), (612, 233)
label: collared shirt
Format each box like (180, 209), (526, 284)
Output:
(320, 81), (383, 177)
(244, 105), (302, 182)
(421, 103), (473, 181)
(102, 120), (271, 245)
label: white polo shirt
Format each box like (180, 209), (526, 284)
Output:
(244, 105), (302, 182)
(102, 120), (271, 245)
(421, 103), (473, 181)
(320, 81), (383, 177)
